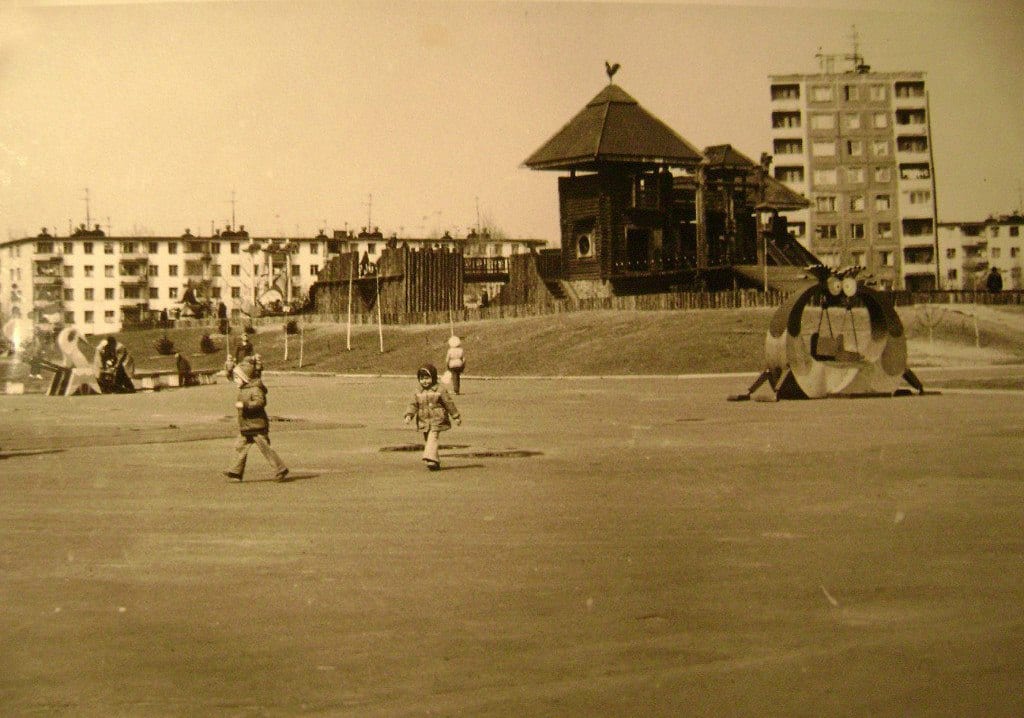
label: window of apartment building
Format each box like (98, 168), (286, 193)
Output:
(816, 196), (837, 212)
(121, 241), (135, 253)
(210, 242), (220, 254)
(230, 242), (240, 254)
(991, 247), (1001, 259)
(124, 286), (141, 300)
(771, 111), (801, 128)
(872, 140), (889, 157)
(231, 287), (241, 298)
(169, 265), (179, 276)
(84, 242), (94, 254)
(875, 195), (891, 210)
(149, 287), (159, 299)
(895, 81), (925, 98)
(309, 243), (318, 255)
(947, 269), (958, 280)
(843, 85), (858, 101)
(63, 288), (74, 301)
(845, 113), (861, 130)
(813, 168), (837, 185)
(897, 136), (929, 153)
(878, 222), (893, 239)
(896, 109), (926, 126)
(36, 240), (54, 253)
(846, 140), (863, 157)
(85, 288), (94, 300)
(946, 248), (957, 259)
(148, 264), (159, 276)
(1011, 247), (1020, 257)
(851, 250), (866, 266)
(231, 264), (241, 276)
(846, 167), (866, 184)
(291, 265), (301, 277)
(103, 242), (114, 254)
(185, 260), (204, 275)
(83, 265), (95, 278)
(902, 218), (934, 236)
(310, 264), (319, 276)
(63, 265), (74, 278)
(186, 241), (204, 253)
(874, 167), (892, 183)
(169, 287), (178, 299)
(869, 84), (886, 101)
(84, 310), (94, 323)
(168, 242), (177, 254)
(212, 287), (221, 299)
(850, 196), (865, 212)
(148, 241), (159, 253)
(63, 241), (73, 254)
(775, 166), (805, 182)
(788, 222), (806, 238)
(367, 243), (377, 254)
(64, 311), (75, 324)
(211, 264), (221, 277)
(904, 246), (934, 264)
(907, 190), (931, 205)
(873, 112), (888, 129)
(812, 141), (836, 157)
(810, 113), (835, 130)
(900, 163), (931, 180)
(811, 85), (833, 102)
(1010, 226), (1020, 237)
(771, 83), (800, 100)
(105, 265), (114, 278)
(815, 224), (838, 240)
(990, 226), (1000, 237)
(105, 310), (115, 323)
(850, 223), (865, 239)
(104, 287), (114, 300)
(773, 139), (802, 155)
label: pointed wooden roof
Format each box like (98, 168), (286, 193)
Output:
(704, 144), (810, 211)
(524, 84), (705, 171)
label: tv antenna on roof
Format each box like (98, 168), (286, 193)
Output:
(845, 25), (869, 72)
(814, 47), (838, 74)
(82, 187), (91, 228)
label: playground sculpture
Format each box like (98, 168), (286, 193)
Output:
(45, 327), (109, 396)
(735, 266), (925, 401)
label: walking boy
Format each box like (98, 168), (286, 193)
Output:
(223, 355), (290, 482)
(403, 363), (461, 471)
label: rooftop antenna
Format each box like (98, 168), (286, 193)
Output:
(365, 193), (373, 231)
(814, 46), (838, 74)
(845, 25), (868, 72)
(228, 189), (237, 231)
(83, 187), (91, 228)
(475, 196), (481, 234)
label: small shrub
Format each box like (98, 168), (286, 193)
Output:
(199, 333), (217, 354)
(243, 324), (256, 335)
(154, 333), (175, 355)
(284, 319), (299, 335)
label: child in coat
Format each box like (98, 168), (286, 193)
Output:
(223, 355), (290, 482)
(444, 335), (466, 395)
(403, 363), (461, 471)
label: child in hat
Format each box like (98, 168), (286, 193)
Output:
(223, 354), (289, 482)
(403, 363), (461, 471)
(444, 335), (466, 395)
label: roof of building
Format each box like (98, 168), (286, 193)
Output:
(703, 144), (810, 211)
(523, 84), (705, 171)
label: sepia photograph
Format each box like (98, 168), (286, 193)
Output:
(1, 0), (1022, 714)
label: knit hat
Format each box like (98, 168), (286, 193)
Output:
(417, 363), (438, 383)
(448, 335), (461, 348)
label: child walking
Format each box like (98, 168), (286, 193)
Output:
(444, 335), (465, 395)
(223, 355), (290, 482)
(403, 363), (461, 471)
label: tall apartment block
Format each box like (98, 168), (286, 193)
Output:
(769, 60), (939, 290)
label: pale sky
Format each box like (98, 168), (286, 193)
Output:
(1, 0), (1022, 242)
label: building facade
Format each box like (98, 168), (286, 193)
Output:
(1, 224), (545, 335)
(937, 213), (1023, 290)
(769, 63), (938, 290)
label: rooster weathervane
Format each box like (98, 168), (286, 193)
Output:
(605, 61), (620, 83)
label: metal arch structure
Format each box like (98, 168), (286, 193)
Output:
(737, 267), (925, 401)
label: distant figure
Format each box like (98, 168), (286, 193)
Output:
(223, 355), (289, 482)
(175, 352), (196, 387)
(217, 302), (229, 335)
(479, 290), (489, 308)
(444, 335), (466, 395)
(234, 333), (254, 363)
(160, 308), (170, 327)
(986, 266), (1004, 292)
(403, 363), (461, 471)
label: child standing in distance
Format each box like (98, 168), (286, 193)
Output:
(403, 363), (461, 471)
(444, 335), (465, 395)
(223, 355), (290, 482)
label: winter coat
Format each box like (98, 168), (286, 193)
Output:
(406, 383), (460, 432)
(445, 346), (465, 371)
(236, 379), (270, 436)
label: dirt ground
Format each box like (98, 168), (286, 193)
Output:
(1, 370), (1023, 716)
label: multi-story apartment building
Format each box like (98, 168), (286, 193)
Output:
(937, 213), (1023, 290)
(769, 60), (938, 290)
(1, 224), (546, 335)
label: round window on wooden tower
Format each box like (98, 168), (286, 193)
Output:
(576, 233), (593, 258)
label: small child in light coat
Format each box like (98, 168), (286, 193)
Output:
(403, 363), (461, 471)
(444, 335), (466, 395)
(223, 355), (290, 482)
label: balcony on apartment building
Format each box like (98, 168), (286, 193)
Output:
(769, 83), (802, 110)
(902, 218), (935, 245)
(893, 81), (926, 109)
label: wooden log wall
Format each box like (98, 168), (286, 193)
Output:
(497, 253), (558, 309)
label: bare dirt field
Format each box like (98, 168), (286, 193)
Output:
(2, 370), (1023, 716)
